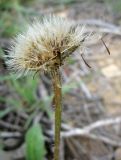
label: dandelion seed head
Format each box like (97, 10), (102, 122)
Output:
(5, 15), (88, 76)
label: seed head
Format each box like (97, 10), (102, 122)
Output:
(5, 15), (87, 77)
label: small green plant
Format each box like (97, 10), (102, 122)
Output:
(0, 74), (49, 159)
(0, 69), (80, 159)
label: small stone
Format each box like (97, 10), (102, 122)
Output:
(101, 64), (121, 78)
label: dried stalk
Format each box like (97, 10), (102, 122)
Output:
(52, 68), (62, 160)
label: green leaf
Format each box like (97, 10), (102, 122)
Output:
(25, 123), (46, 160)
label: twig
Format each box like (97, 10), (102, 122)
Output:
(0, 120), (22, 131)
(83, 116), (121, 132)
(62, 117), (121, 146)
(0, 132), (21, 138)
(62, 129), (121, 147)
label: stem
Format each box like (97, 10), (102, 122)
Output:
(52, 69), (62, 160)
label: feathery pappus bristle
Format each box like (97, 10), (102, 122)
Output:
(5, 15), (88, 77)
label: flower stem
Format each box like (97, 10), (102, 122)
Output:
(52, 69), (62, 160)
